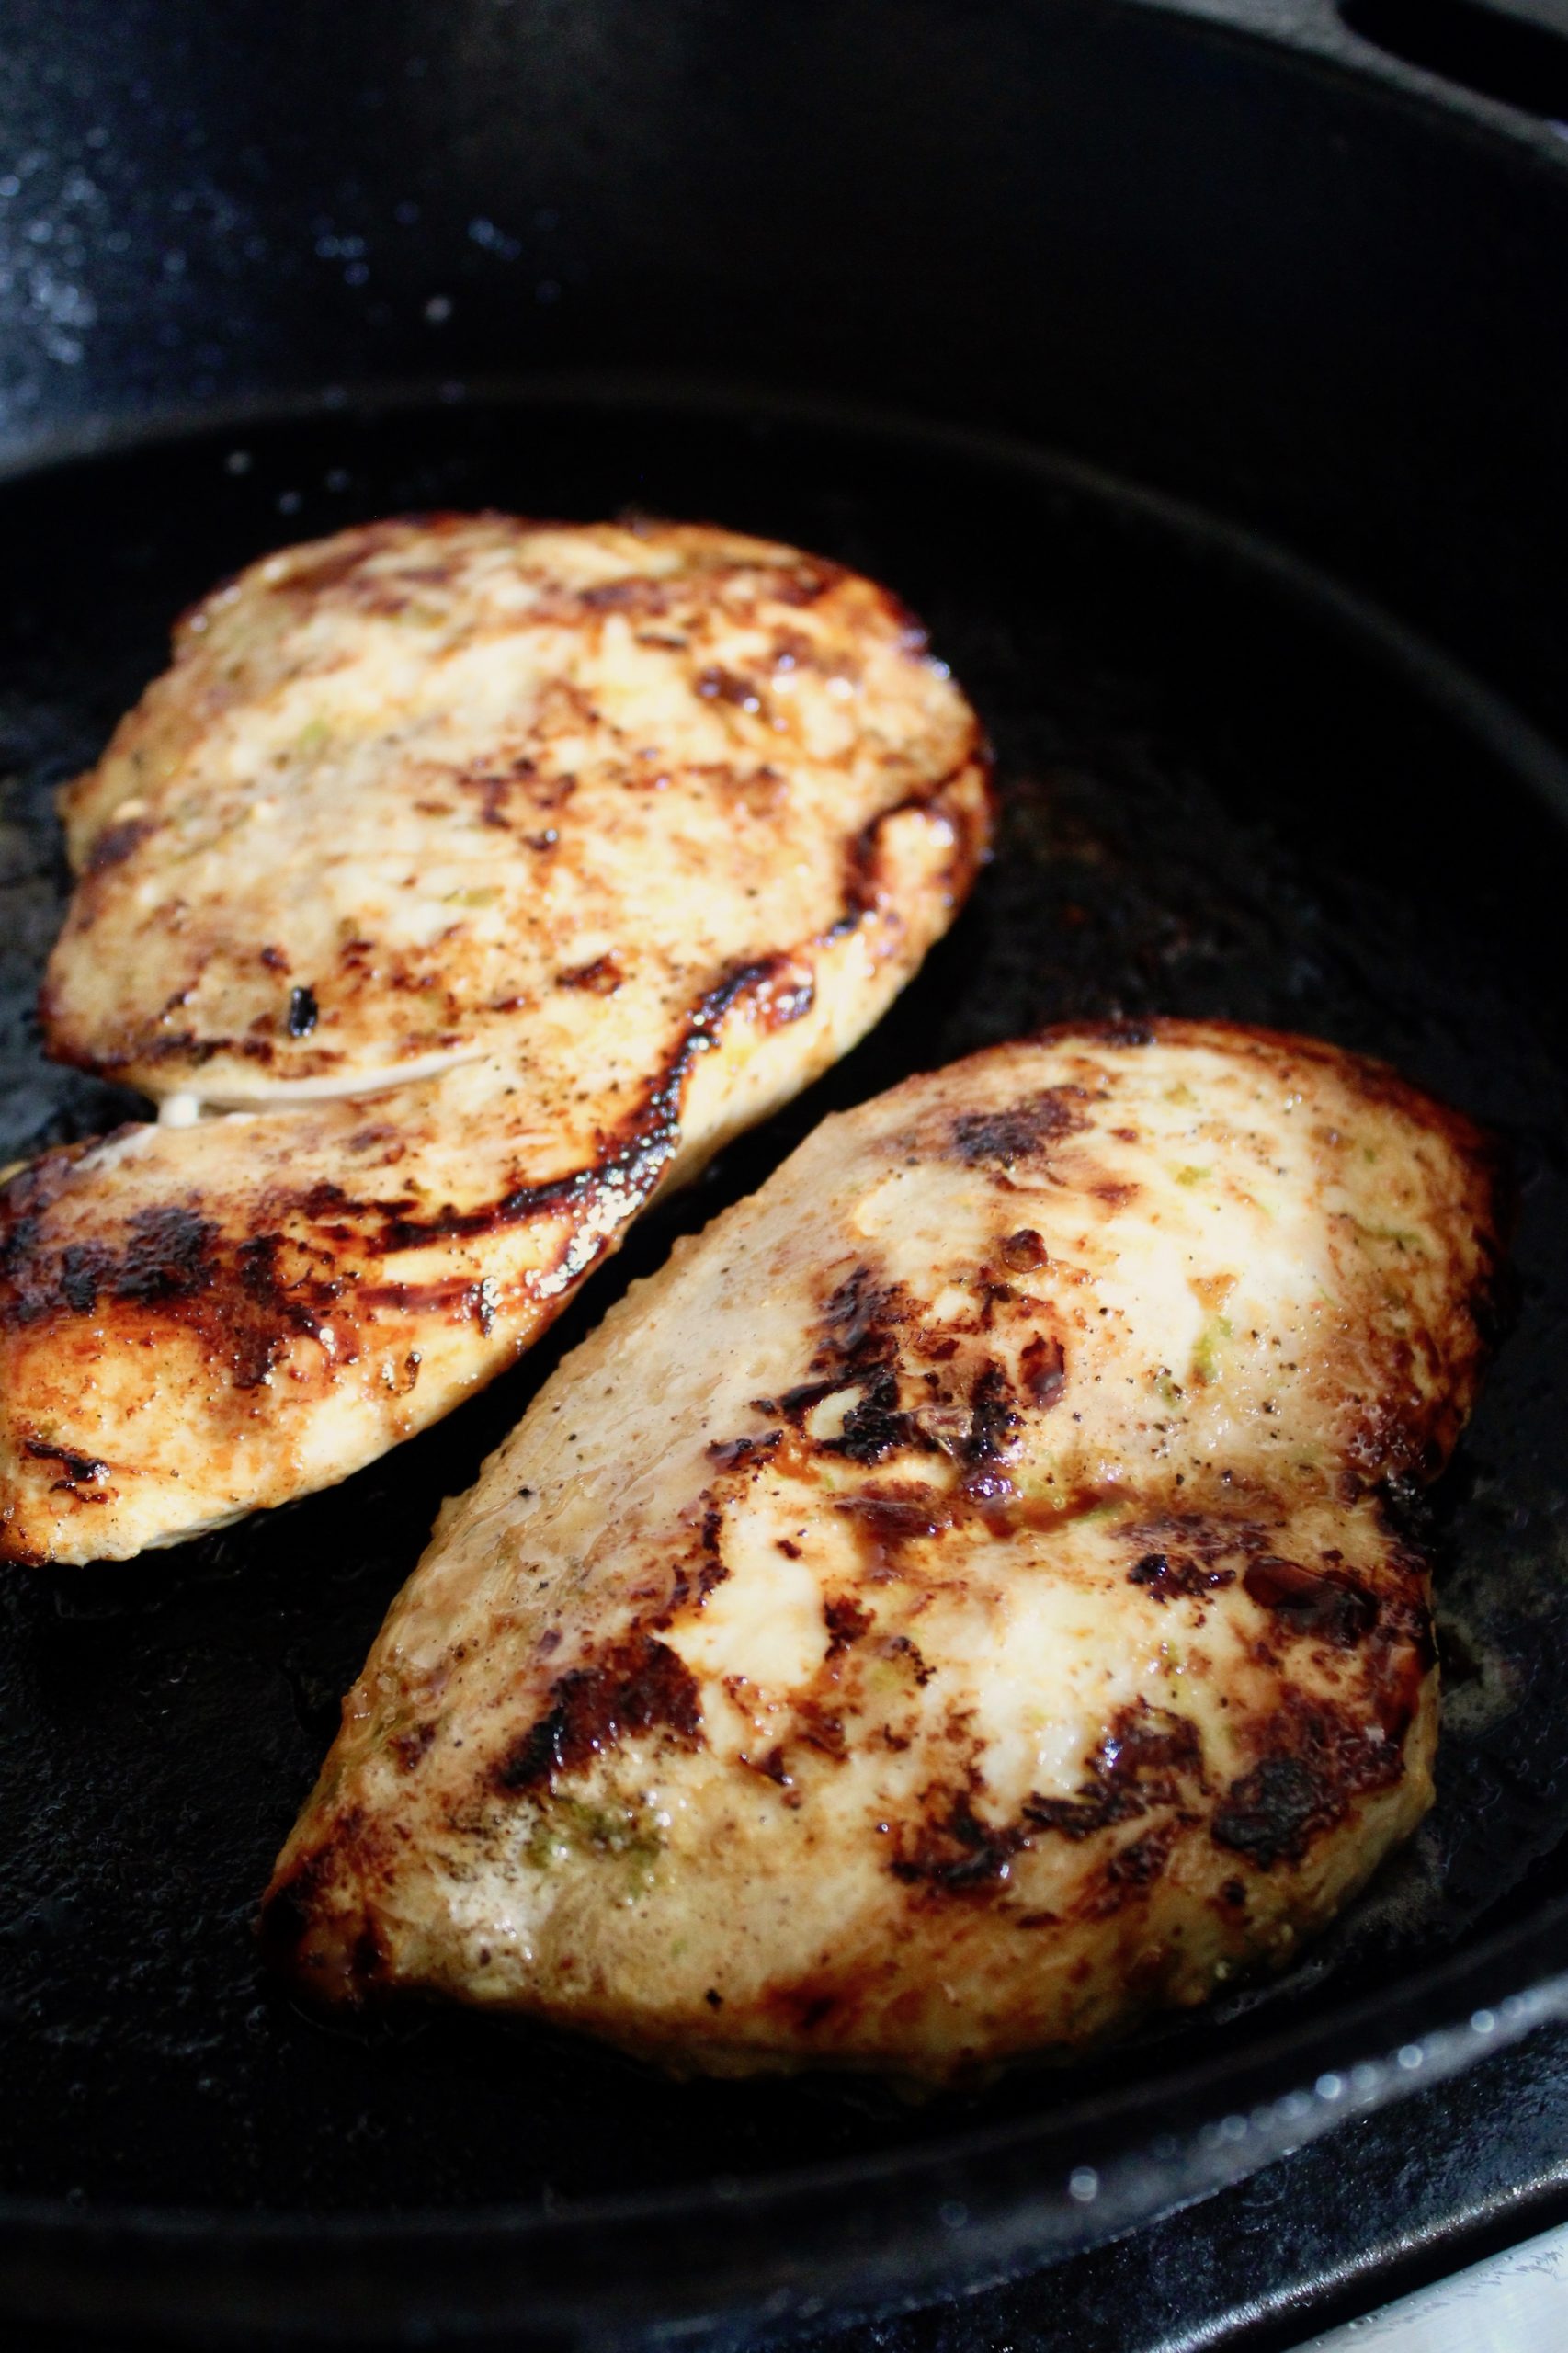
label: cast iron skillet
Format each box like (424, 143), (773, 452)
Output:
(4, 3), (1568, 2344)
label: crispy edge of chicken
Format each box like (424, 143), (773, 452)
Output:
(260, 1019), (1504, 2081)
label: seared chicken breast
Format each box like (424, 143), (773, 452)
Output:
(0, 517), (989, 1564)
(262, 1020), (1501, 2079)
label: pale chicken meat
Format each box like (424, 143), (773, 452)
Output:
(0, 516), (990, 1563)
(262, 1020), (1502, 2078)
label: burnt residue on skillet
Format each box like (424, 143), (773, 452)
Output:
(1, 393), (1567, 2211)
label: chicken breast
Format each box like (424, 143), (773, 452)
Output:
(261, 1019), (1502, 2079)
(0, 516), (989, 1564)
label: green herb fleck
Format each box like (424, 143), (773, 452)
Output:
(1190, 1313), (1233, 1386)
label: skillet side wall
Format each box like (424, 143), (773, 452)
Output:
(0, 0), (1566, 739)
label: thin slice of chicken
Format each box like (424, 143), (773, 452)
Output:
(261, 1019), (1502, 2080)
(0, 516), (989, 1563)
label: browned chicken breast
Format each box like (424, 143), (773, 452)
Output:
(262, 1020), (1501, 2080)
(0, 516), (989, 1564)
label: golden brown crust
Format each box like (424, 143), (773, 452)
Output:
(0, 517), (990, 1563)
(261, 1020), (1500, 2078)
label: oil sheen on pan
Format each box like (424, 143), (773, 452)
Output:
(0, 514), (991, 1566)
(263, 1018), (1503, 2082)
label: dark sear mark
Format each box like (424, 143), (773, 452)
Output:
(949, 1086), (1089, 1167)
(256, 1832), (346, 1969)
(758, 1376), (841, 1423)
(23, 1437), (108, 1483)
(792, 1697), (847, 1761)
(85, 815), (154, 876)
(4, 1199), (222, 1324)
(1212, 1756), (1325, 1871)
(767, 1982), (841, 2034)
(817, 1263), (903, 1360)
(963, 1361), (1020, 1470)
(567, 555), (836, 623)
(455, 751), (541, 830)
(1210, 1697), (1407, 1870)
(695, 665), (765, 713)
(1019, 1332), (1066, 1408)
(833, 1366), (928, 1465)
(0, 1191), (347, 1392)
(824, 1594), (873, 1655)
(557, 954), (622, 995)
(1022, 1709), (1202, 1839)
(756, 1264), (934, 1468)
(360, 953), (811, 1254)
(111, 1202), (224, 1305)
(1130, 1551), (1237, 1603)
(287, 985), (319, 1038)
(890, 1702), (1203, 1893)
(833, 755), (994, 949)
(391, 1722), (436, 1772)
(0, 959), (756, 1375)
(892, 1789), (1023, 1892)
(493, 1631), (704, 1793)
(705, 1431), (780, 1470)
(767, 1276), (1034, 1480)
(1242, 1554), (1380, 1646)
(749, 961), (815, 1030)
(835, 1490), (949, 1547)
(883, 1631), (935, 1686)
(1081, 1818), (1187, 1919)
(1001, 1227), (1046, 1271)
(1121, 1512), (1273, 1571)
(645, 1505), (729, 1631)
(95, 1028), (279, 1070)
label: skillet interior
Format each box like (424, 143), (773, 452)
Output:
(2, 386), (1568, 2226)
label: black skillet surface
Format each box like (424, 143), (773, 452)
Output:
(3, 387), (1568, 2343)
